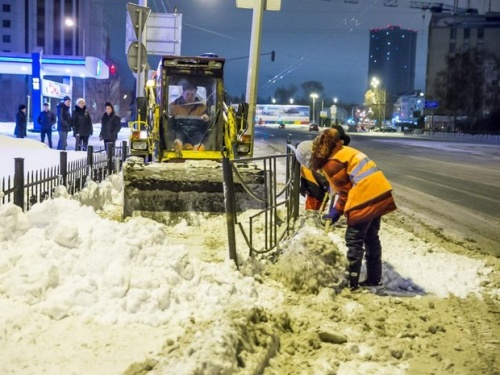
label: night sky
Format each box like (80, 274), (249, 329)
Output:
(105, 0), (498, 104)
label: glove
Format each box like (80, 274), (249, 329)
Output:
(322, 208), (341, 224)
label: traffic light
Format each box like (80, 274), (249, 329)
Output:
(271, 50), (275, 62)
(110, 64), (117, 75)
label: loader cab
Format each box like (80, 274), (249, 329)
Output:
(158, 56), (226, 159)
(165, 77), (220, 152)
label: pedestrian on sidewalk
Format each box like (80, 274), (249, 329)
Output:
(57, 96), (72, 150)
(72, 98), (93, 151)
(37, 103), (56, 148)
(14, 104), (27, 139)
(99, 102), (121, 150)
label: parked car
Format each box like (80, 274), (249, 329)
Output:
(373, 126), (397, 133)
(309, 123), (319, 131)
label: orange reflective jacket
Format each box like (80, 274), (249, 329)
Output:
(323, 146), (396, 225)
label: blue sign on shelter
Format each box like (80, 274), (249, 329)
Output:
(425, 100), (439, 109)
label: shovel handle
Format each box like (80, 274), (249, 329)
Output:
(324, 219), (332, 234)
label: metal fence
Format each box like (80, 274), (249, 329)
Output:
(1, 141), (128, 211)
(223, 143), (301, 266)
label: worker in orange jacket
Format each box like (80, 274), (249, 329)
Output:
(297, 125), (351, 211)
(310, 128), (396, 290)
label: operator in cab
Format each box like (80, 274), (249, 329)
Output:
(170, 80), (210, 151)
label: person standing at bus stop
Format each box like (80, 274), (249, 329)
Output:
(57, 96), (72, 150)
(99, 102), (121, 150)
(72, 98), (93, 151)
(14, 104), (27, 139)
(37, 103), (56, 148)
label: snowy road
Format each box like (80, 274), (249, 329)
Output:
(255, 125), (500, 256)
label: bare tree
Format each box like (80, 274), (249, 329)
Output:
(273, 84), (298, 104)
(434, 48), (500, 131)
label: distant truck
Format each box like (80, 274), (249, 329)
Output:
(392, 92), (425, 129)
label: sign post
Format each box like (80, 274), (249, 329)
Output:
(127, 2), (151, 98)
(424, 100), (439, 133)
(237, 0), (281, 156)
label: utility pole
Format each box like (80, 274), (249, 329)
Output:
(136, 0), (147, 99)
(245, 0), (265, 157)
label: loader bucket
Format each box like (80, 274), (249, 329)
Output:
(123, 157), (265, 224)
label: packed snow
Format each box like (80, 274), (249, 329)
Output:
(0, 127), (498, 374)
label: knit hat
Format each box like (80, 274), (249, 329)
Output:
(18, 104), (26, 110)
(63, 96), (71, 102)
(76, 98), (85, 105)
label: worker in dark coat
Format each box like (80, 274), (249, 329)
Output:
(15, 104), (27, 138)
(72, 98), (93, 151)
(99, 102), (121, 150)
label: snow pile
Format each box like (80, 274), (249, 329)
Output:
(268, 224), (347, 294)
(0, 199), (284, 328)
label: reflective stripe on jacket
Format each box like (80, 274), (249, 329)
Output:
(323, 145), (396, 225)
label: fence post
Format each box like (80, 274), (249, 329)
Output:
(222, 153), (238, 267)
(87, 146), (94, 169)
(13, 158), (24, 210)
(75, 135), (81, 151)
(121, 140), (128, 162)
(106, 143), (113, 175)
(291, 156), (301, 221)
(60, 151), (67, 187)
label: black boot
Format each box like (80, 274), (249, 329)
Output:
(364, 261), (382, 286)
(347, 271), (360, 290)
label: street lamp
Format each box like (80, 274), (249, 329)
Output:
(310, 93), (318, 123)
(289, 98), (294, 104)
(272, 97), (276, 104)
(370, 77), (382, 127)
(332, 97), (338, 126)
(65, 18), (86, 99)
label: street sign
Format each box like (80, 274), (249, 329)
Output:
(424, 100), (439, 109)
(236, 0), (281, 10)
(127, 41), (148, 73)
(126, 3), (151, 40)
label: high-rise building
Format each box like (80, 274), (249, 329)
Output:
(0, 0), (109, 119)
(0, 0), (107, 59)
(368, 25), (417, 114)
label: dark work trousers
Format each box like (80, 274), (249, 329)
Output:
(345, 216), (382, 288)
(41, 129), (53, 148)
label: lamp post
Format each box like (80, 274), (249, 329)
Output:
(65, 18), (86, 99)
(370, 77), (380, 127)
(333, 97), (338, 125)
(289, 98), (294, 104)
(310, 93), (318, 123)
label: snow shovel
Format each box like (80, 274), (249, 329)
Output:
(321, 191), (336, 234)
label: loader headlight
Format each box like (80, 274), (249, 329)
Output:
(132, 141), (148, 150)
(237, 143), (250, 154)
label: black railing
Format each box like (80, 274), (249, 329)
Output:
(1, 141), (128, 211)
(222, 143), (301, 266)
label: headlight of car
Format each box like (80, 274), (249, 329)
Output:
(132, 141), (148, 150)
